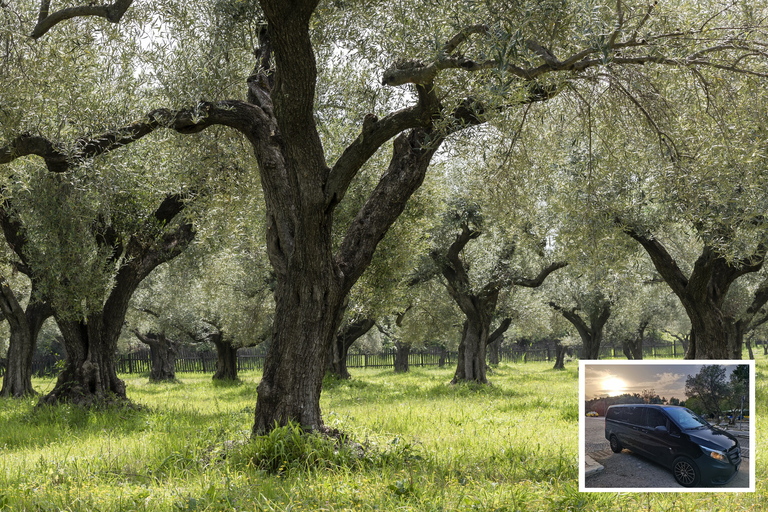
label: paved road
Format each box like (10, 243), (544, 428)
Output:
(584, 417), (751, 489)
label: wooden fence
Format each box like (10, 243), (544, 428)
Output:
(1, 341), (689, 378)
(2, 345), (564, 377)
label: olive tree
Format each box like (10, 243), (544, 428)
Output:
(3, 0), (766, 430)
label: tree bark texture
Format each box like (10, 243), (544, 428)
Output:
(211, 331), (239, 381)
(0, 281), (52, 398)
(133, 331), (178, 382)
(42, 314), (127, 406)
(487, 338), (501, 365)
(435, 222), (564, 383)
(249, 53), (440, 431)
(553, 342), (566, 370)
(625, 229), (766, 359)
(327, 317), (375, 379)
(486, 318), (511, 366)
(393, 341), (411, 373)
(622, 321), (647, 360)
(550, 299), (611, 360)
(39, 198), (194, 406)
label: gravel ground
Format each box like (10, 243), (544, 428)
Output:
(583, 417), (751, 490)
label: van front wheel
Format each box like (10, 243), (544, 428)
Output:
(673, 456), (700, 487)
(609, 435), (622, 453)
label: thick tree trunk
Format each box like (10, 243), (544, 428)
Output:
(625, 231), (764, 359)
(452, 317), (488, 384)
(727, 320), (745, 360)
(581, 330), (604, 360)
(38, 198), (194, 406)
(327, 317), (375, 379)
(211, 333), (239, 381)
(550, 299), (610, 361)
(487, 338), (500, 365)
(41, 314), (126, 406)
(485, 318), (510, 366)
(149, 339), (176, 381)
(393, 341), (411, 373)
(746, 338), (754, 360)
(252, 270), (346, 434)
(134, 331), (177, 381)
(622, 321), (646, 360)
(684, 309), (736, 359)
(553, 342), (566, 370)
(0, 281), (52, 398)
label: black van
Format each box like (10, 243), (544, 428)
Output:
(604, 404), (741, 487)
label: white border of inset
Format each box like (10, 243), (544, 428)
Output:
(579, 359), (755, 493)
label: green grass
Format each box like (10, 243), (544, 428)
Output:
(0, 361), (765, 511)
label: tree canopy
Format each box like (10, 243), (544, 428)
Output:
(1, 0), (767, 431)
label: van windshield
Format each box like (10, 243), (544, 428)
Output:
(663, 407), (709, 429)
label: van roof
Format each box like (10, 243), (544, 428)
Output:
(606, 404), (685, 409)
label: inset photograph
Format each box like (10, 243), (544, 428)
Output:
(579, 360), (754, 492)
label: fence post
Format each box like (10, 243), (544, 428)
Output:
(364, 354), (368, 369)
(129, 353), (133, 374)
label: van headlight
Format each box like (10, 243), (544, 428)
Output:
(700, 445), (727, 462)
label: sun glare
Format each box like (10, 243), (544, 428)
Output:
(602, 376), (627, 397)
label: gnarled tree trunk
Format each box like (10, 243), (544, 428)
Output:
(624, 230), (766, 359)
(553, 342), (566, 370)
(487, 338), (501, 365)
(550, 297), (611, 360)
(327, 317), (375, 379)
(452, 315), (489, 383)
(133, 330), (178, 381)
(486, 318), (510, 366)
(39, 197), (194, 406)
(43, 314), (127, 406)
(0, 280), (52, 398)
(393, 341), (411, 373)
(211, 331), (239, 381)
(622, 320), (647, 360)
(435, 223), (564, 384)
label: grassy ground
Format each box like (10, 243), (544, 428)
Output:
(0, 361), (764, 511)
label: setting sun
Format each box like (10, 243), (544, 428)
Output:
(602, 376), (627, 397)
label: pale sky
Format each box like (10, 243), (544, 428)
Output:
(584, 363), (742, 402)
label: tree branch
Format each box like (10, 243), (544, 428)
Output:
(548, 301), (591, 338)
(325, 105), (425, 209)
(620, 222), (689, 296)
(487, 317), (511, 346)
(511, 261), (568, 288)
(381, 17), (768, 89)
(0, 199), (32, 274)
(0, 101), (265, 172)
(152, 193), (186, 226)
(608, 0), (624, 48)
(31, 0), (134, 39)
(336, 128), (442, 293)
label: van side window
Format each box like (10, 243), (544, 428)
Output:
(645, 409), (667, 428)
(625, 407), (643, 426)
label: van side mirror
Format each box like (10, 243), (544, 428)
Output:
(655, 425), (668, 433)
